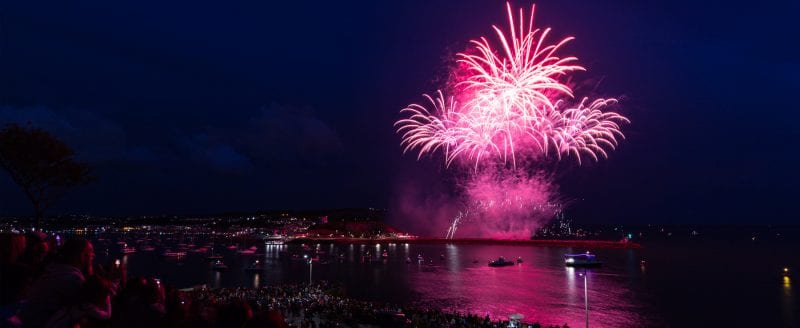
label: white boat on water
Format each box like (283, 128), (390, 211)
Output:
(263, 235), (285, 245)
(564, 252), (602, 267)
(212, 260), (229, 271)
(245, 260), (264, 272)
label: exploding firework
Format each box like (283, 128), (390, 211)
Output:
(395, 3), (629, 238)
(395, 3), (629, 168)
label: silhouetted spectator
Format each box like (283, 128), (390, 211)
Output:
(244, 310), (289, 328)
(0, 233), (26, 266)
(20, 239), (95, 328)
(114, 277), (166, 328)
(0, 233), (27, 327)
(20, 232), (50, 270)
(216, 299), (252, 328)
(0, 233), (27, 305)
(44, 275), (113, 328)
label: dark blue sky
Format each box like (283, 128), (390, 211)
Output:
(1, 1), (798, 224)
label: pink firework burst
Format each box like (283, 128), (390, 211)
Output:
(395, 3), (629, 168)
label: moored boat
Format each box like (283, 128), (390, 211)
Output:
(162, 250), (187, 258)
(212, 260), (229, 271)
(488, 257), (516, 267)
(238, 246), (257, 255)
(245, 260), (263, 272)
(564, 252), (602, 267)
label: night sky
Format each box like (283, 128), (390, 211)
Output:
(1, 1), (798, 225)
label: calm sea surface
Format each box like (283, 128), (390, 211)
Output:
(96, 239), (799, 327)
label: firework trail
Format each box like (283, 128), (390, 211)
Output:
(395, 3), (629, 238)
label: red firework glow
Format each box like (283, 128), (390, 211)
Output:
(395, 3), (629, 238)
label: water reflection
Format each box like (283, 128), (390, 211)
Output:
(782, 275), (793, 324)
(90, 234), (800, 327)
(100, 238), (657, 326)
(401, 244), (642, 327)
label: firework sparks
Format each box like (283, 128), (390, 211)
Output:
(396, 3), (629, 239)
(395, 3), (628, 168)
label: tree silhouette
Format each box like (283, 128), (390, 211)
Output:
(0, 123), (93, 227)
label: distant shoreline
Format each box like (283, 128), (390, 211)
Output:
(287, 237), (641, 249)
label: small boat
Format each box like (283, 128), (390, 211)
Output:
(564, 252), (602, 267)
(190, 247), (209, 253)
(245, 260), (263, 272)
(238, 246), (257, 255)
(122, 246), (137, 254)
(488, 257), (516, 267)
(516, 257), (523, 264)
(140, 246), (156, 252)
(162, 250), (187, 258)
(264, 236), (284, 245)
(382, 250), (389, 259)
(206, 244), (222, 261)
(212, 260), (229, 271)
(420, 261), (437, 272)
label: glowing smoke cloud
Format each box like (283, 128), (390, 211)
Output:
(446, 171), (560, 239)
(396, 3), (629, 238)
